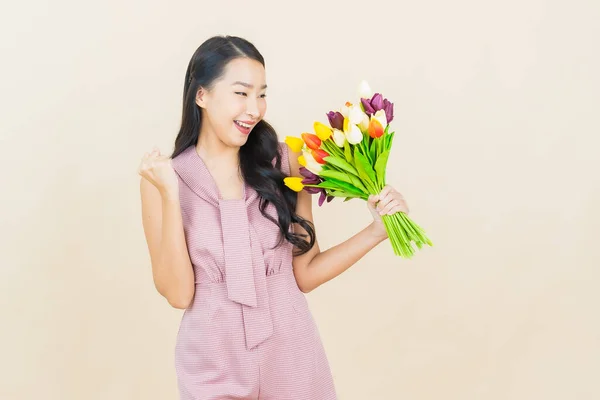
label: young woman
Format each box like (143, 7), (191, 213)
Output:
(138, 35), (409, 400)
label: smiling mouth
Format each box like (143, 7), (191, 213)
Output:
(234, 120), (254, 128)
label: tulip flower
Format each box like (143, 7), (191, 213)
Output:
(302, 149), (323, 174)
(281, 82), (432, 258)
(344, 103), (365, 125)
(284, 177), (304, 192)
(383, 98), (394, 124)
(361, 93), (394, 123)
(299, 167), (321, 191)
(368, 117), (384, 138)
(298, 154), (306, 167)
(358, 80), (372, 99)
(326, 111), (344, 131)
(343, 117), (364, 145)
(332, 128), (346, 147)
(299, 167), (333, 206)
(358, 112), (370, 132)
(373, 109), (387, 128)
(314, 121), (332, 141)
(311, 148), (329, 164)
(285, 136), (304, 153)
(301, 133), (321, 151)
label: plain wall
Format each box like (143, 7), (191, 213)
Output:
(1, 0), (599, 398)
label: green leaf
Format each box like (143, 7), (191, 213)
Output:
(328, 190), (364, 199)
(374, 149), (390, 187)
(316, 177), (365, 195)
(343, 140), (353, 163)
(370, 137), (377, 161)
(318, 169), (353, 184)
(385, 131), (395, 150)
(320, 168), (369, 193)
(345, 173), (369, 193)
(353, 151), (377, 192)
(323, 155), (359, 177)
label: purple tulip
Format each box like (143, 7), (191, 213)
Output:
(360, 98), (374, 115)
(383, 99), (394, 123)
(371, 93), (384, 111)
(326, 111), (344, 130)
(318, 191), (334, 207)
(299, 167), (333, 206)
(299, 167), (319, 182)
(361, 93), (394, 123)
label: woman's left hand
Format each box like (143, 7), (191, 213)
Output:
(367, 185), (410, 239)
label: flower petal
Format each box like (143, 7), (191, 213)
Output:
(284, 177), (304, 192)
(358, 80), (373, 99)
(373, 109), (387, 128)
(298, 155), (307, 167)
(284, 136), (304, 153)
(346, 123), (364, 144)
(383, 99), (394, 123)
(368, 117), (384, 138)
(314, 121), (332, 141)
(303, 151), (323, 174)
(348, 105), (365, 125)
(312, 148), (329, 164)
(332, 128), (346, 147)
(301, 133), (321, 151)
(371, 93), (384, 111)
(358, 112), (370, 132)
(361, 98), (375, 116)
(299, 166), (318, 180)
(318, 190), (327, 206)
(327, 111), (344, 131)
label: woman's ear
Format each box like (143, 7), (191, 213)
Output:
(195, 87), (207, 108)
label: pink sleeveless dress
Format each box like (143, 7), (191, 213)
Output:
(171, 142), (337, 400)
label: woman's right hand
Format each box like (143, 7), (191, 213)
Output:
(138, 147), (179, 196)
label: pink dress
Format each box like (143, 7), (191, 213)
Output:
(171, 143), (337, 400)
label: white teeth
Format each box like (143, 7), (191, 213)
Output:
(235, 121), (251, 129)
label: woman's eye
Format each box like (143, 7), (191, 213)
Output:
(235, 92), (247, 96)
(260, 94), (267, 98)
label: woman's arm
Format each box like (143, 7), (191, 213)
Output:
(140, 178), (195, 308)
(288, 148), (391, 293)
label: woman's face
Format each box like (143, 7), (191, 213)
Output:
(196, 57), (268, 147)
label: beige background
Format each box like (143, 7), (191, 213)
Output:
(1, 0), (599, 399)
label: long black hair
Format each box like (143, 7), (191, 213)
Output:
(171, 35), (315, 256)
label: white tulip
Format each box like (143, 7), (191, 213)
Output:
(348, 104), (365, 125)
(332, 128), (346, 147)
(345, 123), (364, 145)
(302, 150), (323, 174)
(373, 109), (388, 128)
(358, 80), (373, 99)
(359, 112), (370, 132)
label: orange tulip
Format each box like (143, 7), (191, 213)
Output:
(301, 133), (321, 151)
(368, 117), (384, 138)
(311, 148), (329, 164)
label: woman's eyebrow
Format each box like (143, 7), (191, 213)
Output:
(232, 81), (268, 89)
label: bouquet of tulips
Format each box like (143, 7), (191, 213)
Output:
(283, 81), (432, 258)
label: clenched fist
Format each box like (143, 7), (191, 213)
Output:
(137, 147), (179, 195)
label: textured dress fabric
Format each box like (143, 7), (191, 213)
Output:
(171, 142), (337, 400)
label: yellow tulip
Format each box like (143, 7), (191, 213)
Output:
(313, 121), (332, 141)
(298, 155), (307, 166)
(285, 136), (304, 153)
(284, 177), (304, 192)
